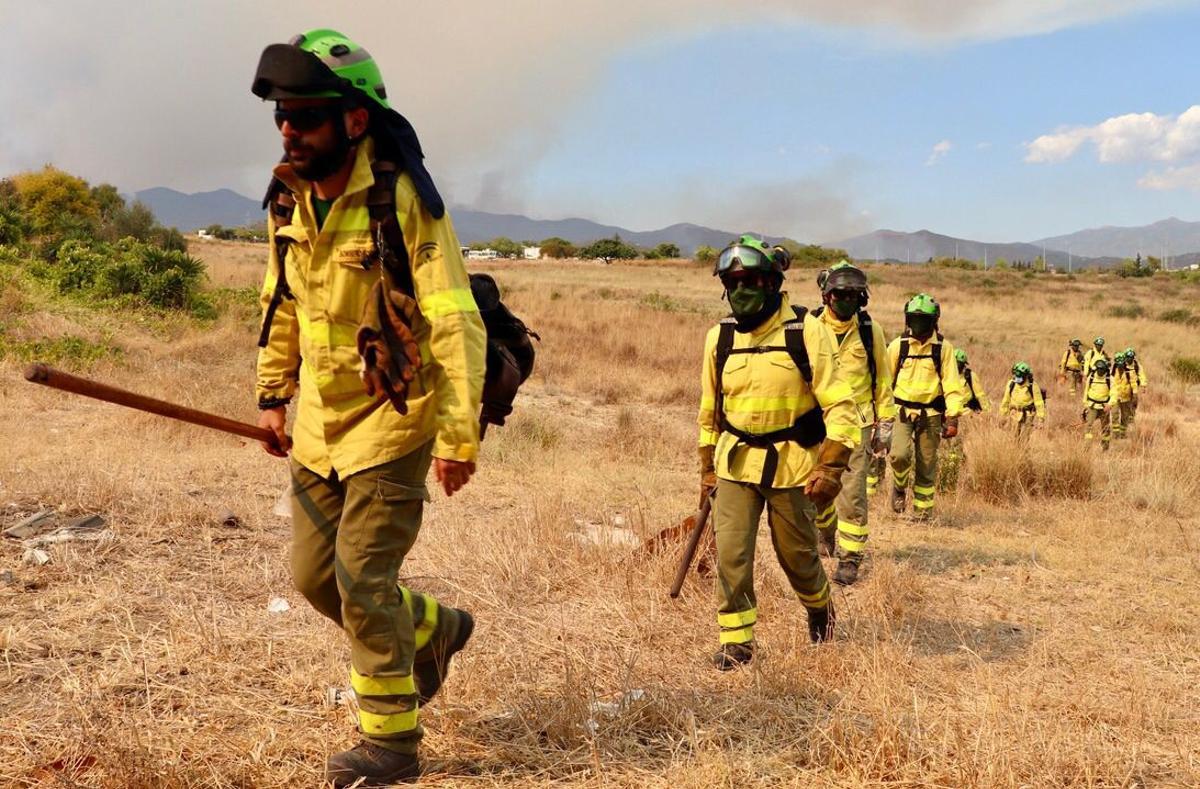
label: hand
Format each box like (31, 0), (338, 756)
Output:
(805, 470), (842, 509)
(941, 416), (959, 439)
(699, 471), (717, 509)
(258, 406), (291, 457)
(435, 458), (476, 497)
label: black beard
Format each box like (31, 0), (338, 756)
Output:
(287, 135), (352, 182)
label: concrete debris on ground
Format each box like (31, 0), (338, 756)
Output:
(567, 516), (639, 548)
(0, 569), (15, 585)
(325, 686), (357, 708)
(22, 548), (51, 566)
(267, 596), (291, 613)
(272, 488), (292, 519)
(2, 511), (110, 552)
(583, 689), (649, 734)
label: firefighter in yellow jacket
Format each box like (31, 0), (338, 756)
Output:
(698, 236), (857, 670)
(809, 262), (895, 586)
(1082, 358), (1116, 450)
(1111, 352), (1139, 438)
(1059, 338), (1086, 394)
(251, 31), (486, 787)
(1124, 346), (1148, 420)
(887, 294), (967, 520)
(1083, 336), (1110, 374)
(999, 362), (1046, 436)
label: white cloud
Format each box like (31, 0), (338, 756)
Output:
(1026, 106), (1200, 164)
(926, 140), (953, 166)
(1138, 164), (1200, 191)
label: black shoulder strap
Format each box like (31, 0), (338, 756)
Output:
(366, 160), (415, 297)
(931, 338), (943, 379)
(892, 337), (910, 388)
(257, 189), (297, 349)
(858, 310), (876, 398)
(714, 318), (737, 426)
(784, 306), (813, 385)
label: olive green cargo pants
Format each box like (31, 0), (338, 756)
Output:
(1083, 406), (1111, 447)
(290, 441), (462, 754)
(1112, 400), (1135, 438)
(889, 412), (943, 516)
(713, 477), (831, 646)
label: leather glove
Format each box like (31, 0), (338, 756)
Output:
(698, 445), (717, 508)
(804, 439), (852, 509)
(357, 278), (421, 415)
(941, 415), (960, 439)
(871, 419), (894, 457)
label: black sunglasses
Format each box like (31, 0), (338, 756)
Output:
(273, 105), (340, 132)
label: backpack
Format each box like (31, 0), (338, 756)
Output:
(713, 305), (825, 486)
(257, 159), (538, 434)
(892, 333), (946, 411)
(963, 368), (982, 412)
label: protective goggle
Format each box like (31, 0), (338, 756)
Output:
(274, 104), (341, 132)
(715, 245), (773, 275)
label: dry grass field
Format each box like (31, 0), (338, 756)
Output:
(2, 240), (1200, 787)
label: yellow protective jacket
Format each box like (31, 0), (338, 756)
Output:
(811, 307), (896, 426)
(1060, 347), (1085, 372)
(256, 138), (487, 479)
(961, 365), (991, 413)
(698, 296), (859, 488)
(1000, 379), (1046, 419)
(1082, 372), (1117, 410)
(1129, 358), (1148, 388)
(1083, 348), (1110, 373)
(887, 334), (967, 419)
(1111, 368), (1139, 403)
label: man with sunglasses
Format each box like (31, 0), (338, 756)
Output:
(809, 262), (895, 586)
(698, 235), (858, 669)
(250, 30), (485, 787)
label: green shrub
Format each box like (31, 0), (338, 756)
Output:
(1159, 308), (1198, 326)
(0, 328), (121, 366)
(1105, 303), (1145, 319)
(53, 240), (107, 292)
(1169, 356), (1200, 384)
(48, 237), (205, 310)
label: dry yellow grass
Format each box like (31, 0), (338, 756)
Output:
(2, 241), (1199, 787)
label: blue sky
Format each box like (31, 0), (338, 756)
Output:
(515, 4), (1200, 242)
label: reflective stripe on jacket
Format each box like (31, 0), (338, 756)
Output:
(1112, 369), (1139, 403)
(886, 335), (967, 418)
(1084, 348), (1109, 372)
(812, 309), (896, 426)
(962, 366), (991, 412)
(1082, 373), (1116, 409)
(256, 138), (486, 478)
(698, 296), (859, 488)
(1060, 348), (1084, 372)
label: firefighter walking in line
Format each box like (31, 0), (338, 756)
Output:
(999, 362), (1046, 436)
(251, 30), (486, 786)
(698, 236), (858, 669)
(1124, 346), (1148, 419)
(1084, 335), (1110, 374)
(1082, 358), (1116, 450)
(1111, 352), (1140, 438)
(1059, 338), (1086, 394)
(887, 294), (967, 520)
(810, 262), (895, 586)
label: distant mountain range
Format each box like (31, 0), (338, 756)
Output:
(133, 186), (1200, 266)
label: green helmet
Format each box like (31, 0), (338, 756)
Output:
(955, 348), (968, 364)
(1094, 336), (1105, 347)
(904, 293), (940, 317)
(1012, 362), (1032, 377)
(817, 260), (868, 295)
(714, 234), (790, 277)
(1125, 347), (1136, 359)
(252, 29), (390, 109)
(1113, 352), (1127, 366)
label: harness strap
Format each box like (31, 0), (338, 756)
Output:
(365, 161), (415, 297)
(257, 190), (297, 349)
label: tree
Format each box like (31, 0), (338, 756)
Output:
(580, 234), (637, 264)
(694, 245), (717, 265)
(647, 242), (681, 259)
(110, 200), (158, 241)
(0, 179), (27, 245)
(488, 236), (523, 258)
(10, 166), (99, 237)
(539, 237), (577, 259)
(776, 240), (850, 270)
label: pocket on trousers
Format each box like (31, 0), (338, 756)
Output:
(377, 476), (431, 503)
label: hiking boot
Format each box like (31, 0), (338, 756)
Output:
(325, 741), (419, 787)
(414, 608), (474, 705)
(890, 487), (907, 514)
(807, 602), (836, 643)
(913, 508), (934, 522)
(818, 526), (837, 558)
(832, 559), (860, 586)
(712, 642), (754, 671)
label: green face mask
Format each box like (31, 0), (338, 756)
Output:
(830, 297), (858, 320)
(728, 283), (768, 317)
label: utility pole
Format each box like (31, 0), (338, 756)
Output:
(1068, 243), (1072, 274)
